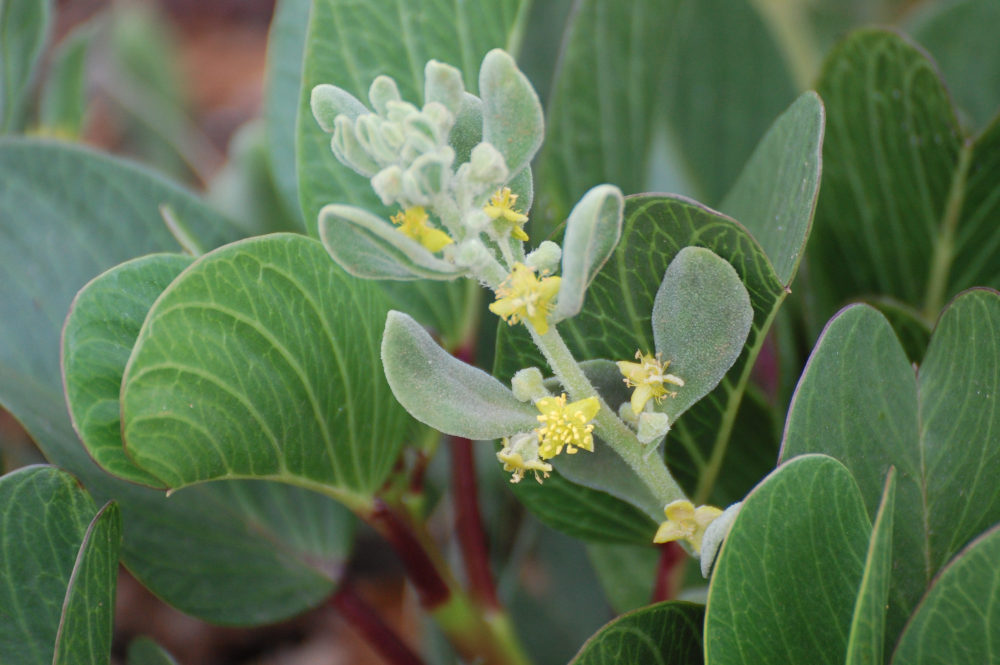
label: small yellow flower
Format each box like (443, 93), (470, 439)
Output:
(616, 350), (684, 415)
(489, 263), (561, 334)
(534, 393), (600, 459)
(391, 206), (453, 252)
(497, 433), (552, 484)
(653, 500), (722, 552)
(484, 187), (529, 241)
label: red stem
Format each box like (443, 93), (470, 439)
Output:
(651, 542), (685, 602)
(451, 436), (500, 608)
(369, 499), (450, 608)
(331, 580), (427, 665)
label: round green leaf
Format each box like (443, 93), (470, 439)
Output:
(705, 454), (871, 665)
(63, 253), (193, 487)
(570, 601), (705, 665)
(0, 466), (121, 665)
(121, 233), (407, 499)
(891, 525), (1000, 664)
(652, 246), (753, 423)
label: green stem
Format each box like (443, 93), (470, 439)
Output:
(923, 141), (973, 320)
(528, 324), (686, 507)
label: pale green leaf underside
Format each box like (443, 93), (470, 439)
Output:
(63, 253), (193, 487)
(705, 455), (871, 665)
(121, 233), (407, 497)
(570, 601), (705, 665)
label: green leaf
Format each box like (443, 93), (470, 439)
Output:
(864, 296), (932, 364)
(53, 502), (121, 665)
(496, 195), (787, 537)
(383, 310), (536, 439)
(718, 91), (825, 285)
(0, 0), (51, 132)
(652, 247), (753, 423)
(846, 469), (896, 665)
(296, 0), (529, 237)
(780, 289), (1000, 648)
(586, 542), (659, 614)
(555, 184), (624, 321)
(908, 0), (1000, 132)
(0, 139), (354, 626)
(705, 455), (871, 665)
(121, 234), (407, 499)
(479, 48), (543, 176)
(891, 525), (1000, 664)
(0, 466), (120, 665)
(127, 638), (178, 665)
(809, 29), (1000, 324)
(570, 601), (705, 665)
(63, 253), (194, 487)
(319, 203), (464, 280)
(264, 0), (311, 227)
(39, 23), (93, 138)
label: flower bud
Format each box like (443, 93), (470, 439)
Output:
(511, 367), (548, 402)
(525, 241), (562, 274)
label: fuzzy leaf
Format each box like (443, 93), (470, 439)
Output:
(0, 466), (120, 665)
(318, 203), (463, 280)
(555, 184), (624, 320)
(382, 310), (537, 439)
(652, 246), (753, 423)
(479, 48), (543, 177)
(705, 455), (871, 665)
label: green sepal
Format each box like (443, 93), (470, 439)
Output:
(554, 184), (624, 321)
(652, 246), (753, 422)
(318, 203), (464, 280)
(382, 310), (538, 439)
(479, 48), (543, 177)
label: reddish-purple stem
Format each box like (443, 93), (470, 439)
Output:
(451, 436), (500, 608)
(370, 499), (450, 608)
(331, 580), (427, 665)
(651, 542), (685, 602)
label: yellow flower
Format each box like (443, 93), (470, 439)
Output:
(391, 206), (453, 252)
(497, 433), (552, 484)
(653, 500), (722, 552)
(489, 263), (561, 334)
(484, 187), (529, 241)
(616, 350), (684, 415)
(534, 393), (600, 459)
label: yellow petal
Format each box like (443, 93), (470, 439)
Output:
(664, 499), (696, 522)
(420, 227), (453, 252)
(630, 384), (653, 414)
(653, 521), (687, 544)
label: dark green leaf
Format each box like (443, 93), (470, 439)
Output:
(949, 115), (1000, 293)
(121, 234), (408, 499)
(127, 637), (178, 665)
(571, 601), (705, 665)
(780, 289), (1000, 648)
(718, 92), (824, 285)
(296, 0), (529, 237)
(705, 455), (871, 665)
(0, 0), (51, 132)
(586, 542), (659, 614)
(0, 139), (352, 626)
(891, 525), (1000, 664)
(0, 466), (119, 665)
(863, 296), (932, 364)
(264, 0), (311, 227)
(39, 23), (92, 137)
(846, 469), (896, 665)
(64, 253), (193, 487)
(908, 0), (1000, 132)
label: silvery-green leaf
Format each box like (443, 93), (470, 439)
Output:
(310, 84), (368, 132)
(450, 92), (484, 165)
(555, 184), (624, 320)
(318, 204), (463, 281)
(652, 246), (753, 422)
(382, 310), (538, 439)
(424, 60), (464, 114)
(479, 48), (543, 176)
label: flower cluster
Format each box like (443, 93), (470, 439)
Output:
(653, 500), (722, 552)
(489, 263), (561, 335)
(617, 350), (684, 414)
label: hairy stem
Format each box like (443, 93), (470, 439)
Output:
(331, 580), (427, 665)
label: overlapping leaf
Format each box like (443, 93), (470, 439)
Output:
(0, 466), (120, 665)
(780, 289), (1000, 649)
(570, 601), (705, 665)
(121, 234), (408, 498)
(0, 139), (355, 625)
(809, 29), (1000, 328)
(705, 455), (871, 665)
